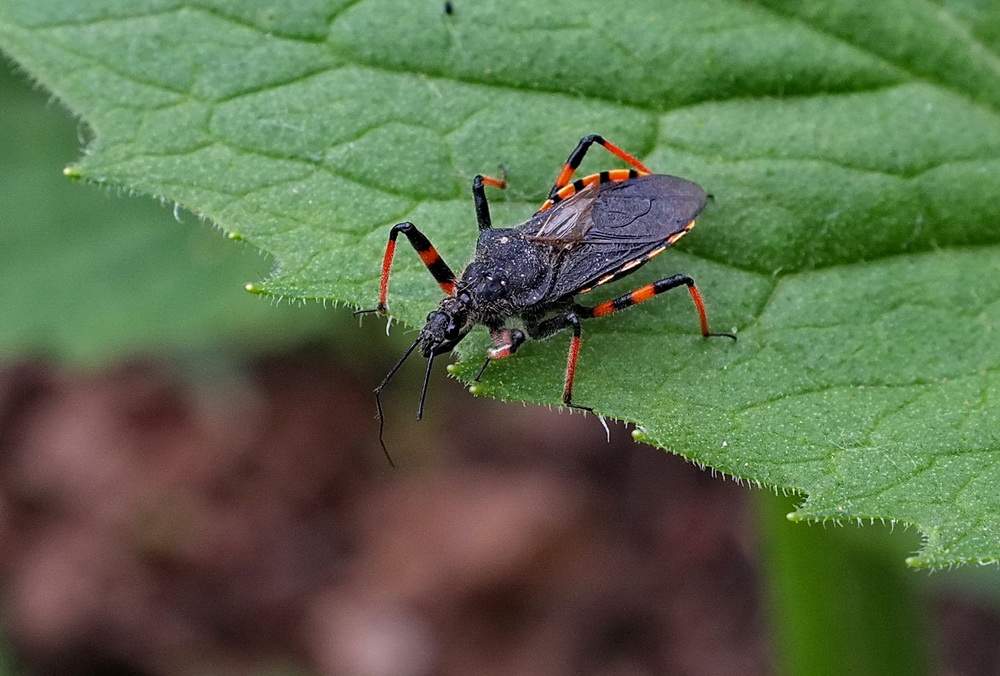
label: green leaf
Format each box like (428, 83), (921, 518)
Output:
(0, 0), (998, 566)
(0, 54), (331, 363)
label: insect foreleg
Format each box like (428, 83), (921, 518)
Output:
(355, 222), (456, 315)
(487, 327), (526, 359)
(473, 327), (526, 383)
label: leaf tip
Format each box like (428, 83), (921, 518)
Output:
(468, 383), (482, 396)
(63, 166), (81, 179)
(445, 364), (459, 375)
(227, 231), (244, 242)
(244, 282), (262, 294)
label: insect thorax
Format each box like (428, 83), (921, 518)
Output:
(458, 229), (553, 323)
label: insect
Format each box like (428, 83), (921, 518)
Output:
(358, 134), (736, 459)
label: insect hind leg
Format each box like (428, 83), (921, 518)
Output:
(522, 273), (737, 410)
(549, 135), (649, 196)
(537, 135), (651, 213)
(582, 275), (736, 340)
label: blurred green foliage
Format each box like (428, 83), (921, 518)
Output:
(0, 58), (331, 364)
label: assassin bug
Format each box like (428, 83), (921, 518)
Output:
(358, 135), (736, 459)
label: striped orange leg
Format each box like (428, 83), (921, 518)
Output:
(355, 222), (456, 315)
(581, 274), (737, 339)
(537, 134), (651, 213)
(528, 275), (735, 408)
(560, 313), (587, 409)
(523, 311), (589, 410)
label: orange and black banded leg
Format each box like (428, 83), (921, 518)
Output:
(355, 222), (456, 315)
(524, 312), (590, 410)
(580, 275), (737, 341)
(525, 276), (735, 409)
(473, 327), (526, 381)
(538, 168), (651, 214)
(537, 135), (652, 213)
(473, 173), (507, 232)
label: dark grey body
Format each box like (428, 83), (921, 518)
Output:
(450, 174), (707, 335)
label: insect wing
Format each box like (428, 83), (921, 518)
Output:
(546, 175), (707, 299)
(527, 183), (599, 248)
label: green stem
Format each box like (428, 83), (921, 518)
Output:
(755, 491), (931, 676)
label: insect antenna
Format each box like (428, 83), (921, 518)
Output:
(417, 353), (436, 421)
(373, 336), (421, 467)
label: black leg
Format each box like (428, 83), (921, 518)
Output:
(473, 173), (506, 232)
